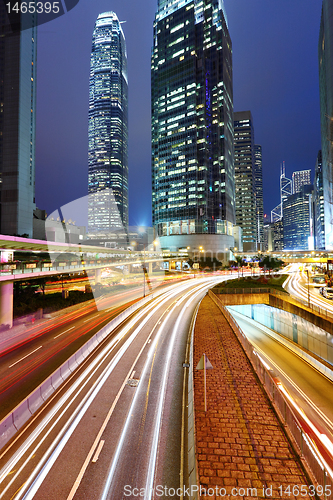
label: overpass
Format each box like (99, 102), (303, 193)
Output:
(0, 234), (190, 328)
(235, 249), (332, 264)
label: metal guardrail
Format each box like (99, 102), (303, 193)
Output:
(209, 290), (333, 499)
(274, 291), (333, 322)
(214, 287), (275, 294)
(213, 287), (290, 296)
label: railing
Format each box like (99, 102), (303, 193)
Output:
(273, 291), (333, 322)
(213, 287), (288, 295)
(0, 255), (166, 278)
(209, 290), (333, 499)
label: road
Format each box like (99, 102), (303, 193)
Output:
(229, 310), (333, 461)
(284, 266), (333, 317)
(0, 276), (224, 500)
(0, 275), (209, 419)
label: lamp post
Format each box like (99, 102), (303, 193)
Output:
(306, 269), (310, 307)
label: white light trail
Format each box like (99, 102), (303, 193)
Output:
(2, 277), (223, 500)
(9, 346), (43, 368)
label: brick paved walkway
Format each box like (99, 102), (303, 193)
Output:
(193, 296), (312, 499)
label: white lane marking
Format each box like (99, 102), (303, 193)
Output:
(9, 346), (43, 368)
(9, 283), (194, 500)
(92, 440), (105, 463)
(2, 277), (224, 500)
(83, 318), (91, 323)
(130, 370), (136, 379)
(54, 327), (75, 339)
(99, 281), (215, 500)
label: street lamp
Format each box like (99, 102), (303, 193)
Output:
(306, 269), (310, 307)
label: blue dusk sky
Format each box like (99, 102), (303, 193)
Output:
(35, 0), (322, 226)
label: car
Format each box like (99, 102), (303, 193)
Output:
(320, 287), (333, 299)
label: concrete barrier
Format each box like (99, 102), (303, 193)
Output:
(188, 303), (200, 500)
(13, 400), (32, 431)
(60, 360), (72, 381)
(68, 355), (78, 373)
(28, 388), (44, 414)
(0, 414), (16, 450)
(51, 371), (64, 391)
(40, 377), (55, 402)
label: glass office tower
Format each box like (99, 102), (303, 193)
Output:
(254, 144), (264, 247)
(0, 6), (37, 237)
(234, 111), (257, 251)
(88, 12), (128, 234)
(151, 0), (235, 258)
(319, 0), (333, 249)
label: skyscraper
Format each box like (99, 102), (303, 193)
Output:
(88, 12), (128, 234)
(292, 169), (311, 194)
(271, 162), (292, 222)
(314, 150), (325, 249)
(319, 0), (333, 249)
(0, 6), (37, 237)
(234, 111), (257, 252)
(283, 185), (314, 251)
(254, 144), (264, 247)
(151, 0), (235, 259)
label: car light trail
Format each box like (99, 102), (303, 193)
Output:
(0, 277), (223, 500)
(232, 311), (333, 479)
(100, 279), (218, 500)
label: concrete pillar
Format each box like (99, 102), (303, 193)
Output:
(0, 281), (13, 328)
(148, 262), (153, 274)
(95, 269), (102, 284)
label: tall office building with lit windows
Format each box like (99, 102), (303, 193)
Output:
(234, 111), (257, 252)
(0, 5), (37, 237)
(88, 12), (128, 234)
(254, 144), (264, 248)
(151, 0), (235, 259)
(319, 0), (333, 249)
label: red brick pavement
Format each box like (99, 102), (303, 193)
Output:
(193, 296), (312, 500)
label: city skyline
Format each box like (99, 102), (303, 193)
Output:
(35, 0), (321, 228)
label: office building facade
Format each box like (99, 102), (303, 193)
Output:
(292, 169), (311, 194)
(0, 6), (37, 237)
(151, 0), (235, 258)
(254, 144), (264, 247)
(234, 111), (257, 251)
(314, 151), (325, 249)
(88, 12), (128, 234)
(283, 185), (314, 251)
(319, 0), (333, 249)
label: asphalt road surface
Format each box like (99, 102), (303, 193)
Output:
(0, 276), (224, 500)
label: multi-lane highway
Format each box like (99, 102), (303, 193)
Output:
(0, 275), (224, 500)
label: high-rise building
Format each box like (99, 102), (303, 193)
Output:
(254, 144), (264, 247)
(271, 162), (292, 222)
(292, 169), (311, 194)
(272, 220), (284, 251)
(151, 0), (235, 259)
(283, 185), (314, 251)
(0, 6), (37, 237)
(234, 111), (257, 252)
(319, 0), (333, 249)
(88, 12), (128, 234)
(314, 151), (325, 249)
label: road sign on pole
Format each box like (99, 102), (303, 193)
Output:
(196, 353), (213, 412)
